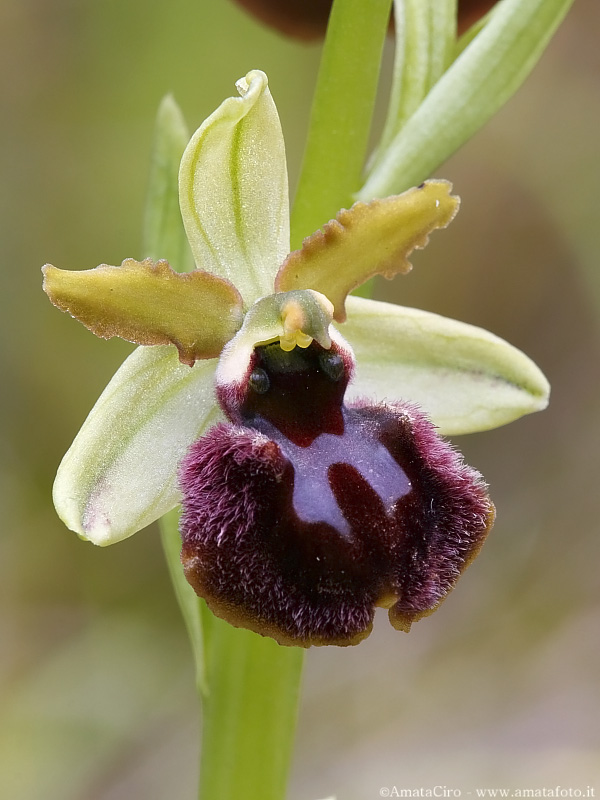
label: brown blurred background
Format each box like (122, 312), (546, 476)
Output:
(1, 1), (599, 798)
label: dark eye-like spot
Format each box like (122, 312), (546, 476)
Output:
(248, 368), (270, 394)
(319, 351), (345, 381)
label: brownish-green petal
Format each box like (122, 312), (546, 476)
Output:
(275, 180), (459, 322)
(42, 258), (244, 366)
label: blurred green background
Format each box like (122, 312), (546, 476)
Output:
(1, 0), (599, 798)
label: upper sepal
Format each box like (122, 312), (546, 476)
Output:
(275, 180), (459, 322)
(179, 70), (290, 305)
(42, 258), (244, 366)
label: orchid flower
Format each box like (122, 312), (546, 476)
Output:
(43, 71), (548, 647)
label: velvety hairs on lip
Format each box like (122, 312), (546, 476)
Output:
(179, 338), (495, 648)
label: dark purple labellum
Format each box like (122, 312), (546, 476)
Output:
(179, 341), (495, 647)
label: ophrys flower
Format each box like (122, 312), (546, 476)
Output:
(43, 71), (548, 646)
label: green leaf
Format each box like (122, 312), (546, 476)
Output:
(43, 259), (243, 366)
(342, 296), (550, 435)
(179, 70), (289, 305)
(426, 0), (457, 89)
(279, 182), (459, 322)
(143, 94), (194, 272)
(361, 0), (575, 198)
(53, 345), (221, 545)
(376, 0), (457, 161)
(454, 6), (494, 58)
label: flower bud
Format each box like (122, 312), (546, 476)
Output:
(230, 0), (497, 40)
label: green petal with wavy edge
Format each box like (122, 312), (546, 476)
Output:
(179, 70), (290, 306)
(53, 346), (221, 546)
(277, 181), (459, 322)
(341, 296), (549, 435)
(361, 0), (575, 198)
(43, 259), (243, 366)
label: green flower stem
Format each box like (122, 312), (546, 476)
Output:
(290, 0), (393, 250)
(160, 510), (304, 800)
(198, 616), (304, 800)
(160, 509), (208, 696)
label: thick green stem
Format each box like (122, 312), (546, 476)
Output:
(160, 511), (304, 800)
(198, 617), (305, 800)
(290, 0), (393, 250)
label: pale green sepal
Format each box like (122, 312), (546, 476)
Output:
(342, 296), (549, 435)
(144, 95), (194, 272)
(360, 0), (575, 198)
(53, 345), (222, 546)
(179, 70), (290, 306)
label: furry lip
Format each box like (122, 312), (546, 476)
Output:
(179, 339), (494, 647)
